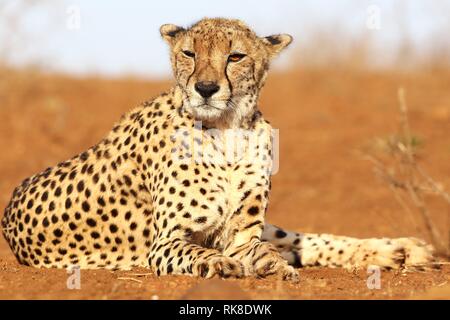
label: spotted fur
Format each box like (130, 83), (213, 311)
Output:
(1, 18), (435, 280)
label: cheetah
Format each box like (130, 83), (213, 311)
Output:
(1, 18), (435, 280)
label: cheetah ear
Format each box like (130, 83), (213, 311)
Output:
(261, 34), (293, 58)
(160, 24), (186, 45)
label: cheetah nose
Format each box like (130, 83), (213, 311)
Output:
(194, 81), (220, 99)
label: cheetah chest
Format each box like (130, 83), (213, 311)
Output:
(155, 123), (272, 240)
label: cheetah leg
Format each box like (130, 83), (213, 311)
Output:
(147, 238), (245, 278)
(221, 195), (298, 281)
(263, 223), (436, 270)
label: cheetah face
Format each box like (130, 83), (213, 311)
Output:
(160, 18), (292, 128)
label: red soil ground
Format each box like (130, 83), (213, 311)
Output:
(0, 68), (449, 299)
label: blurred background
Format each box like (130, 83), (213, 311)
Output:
(1, 0), (450, 75)
(0, 0), (449, 245)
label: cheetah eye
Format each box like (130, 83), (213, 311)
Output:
(182, 50), (195, 58)
(228, 53), (246, 63)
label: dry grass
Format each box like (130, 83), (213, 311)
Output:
(0, 66), (450, 298)
(362, 88), (450, 257)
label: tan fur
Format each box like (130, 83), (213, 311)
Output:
(1, 18), (434, 280)
(161, 18), (292, 129)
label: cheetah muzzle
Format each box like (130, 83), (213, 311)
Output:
(1, 18), (436, 281)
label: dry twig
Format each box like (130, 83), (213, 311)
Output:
(117, 277), (143, 284)
(362, 88), (450, 257)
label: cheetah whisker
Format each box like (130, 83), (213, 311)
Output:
(1, 17), (436, 281)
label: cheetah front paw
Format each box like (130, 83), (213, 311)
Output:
(194, 255), (246, 279)
(252, 242), (299, 282)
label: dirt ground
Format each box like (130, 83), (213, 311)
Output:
(0, 67), (449, 299)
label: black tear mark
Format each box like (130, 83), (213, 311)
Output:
(265, 36), (281, 45)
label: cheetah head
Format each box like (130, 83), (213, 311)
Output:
(160, 18), (292, 128)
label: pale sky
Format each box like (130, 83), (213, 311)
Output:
(1, 0), (449, 78)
